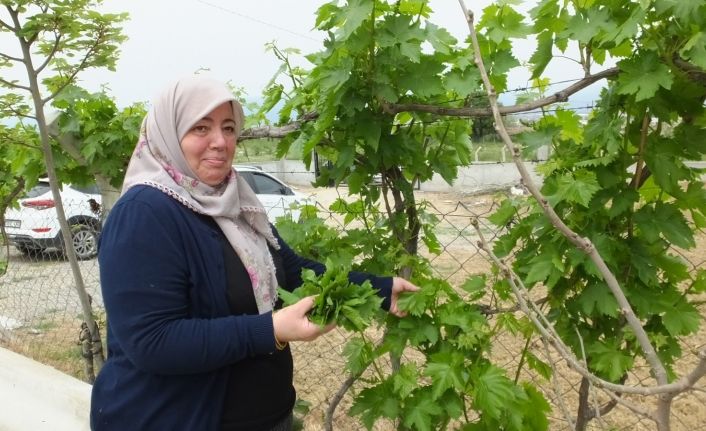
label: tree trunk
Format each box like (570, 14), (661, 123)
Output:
(24, 63), (105, 380)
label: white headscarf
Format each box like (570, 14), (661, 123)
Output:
(122, 75), (280, 314)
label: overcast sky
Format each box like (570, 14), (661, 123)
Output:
(22, 0), (603, 110)
(82, 0), (493, 106)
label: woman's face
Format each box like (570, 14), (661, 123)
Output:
(180, 102), (237, 186)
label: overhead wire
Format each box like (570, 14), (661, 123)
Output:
(195, 0), (321, 43)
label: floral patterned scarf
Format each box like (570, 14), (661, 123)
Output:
(121, 75), (280, 314)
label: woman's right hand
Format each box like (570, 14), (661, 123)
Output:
(272, 296), (334, 343)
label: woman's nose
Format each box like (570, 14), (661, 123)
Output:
(210, 130), (227, 149)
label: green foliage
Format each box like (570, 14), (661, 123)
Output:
(278, 262), (382, 332)
(263, 0), (477, 266)
(492, 0), (706, 395)
(0, 0), (128, 115)
(265, 0), (556, 428)
(277, 205), (549, 430)
(271, 0), (706, 429)
(0, 124), (43, 209)
(52, 85), (146, 188)
(0, 1), (129, 201)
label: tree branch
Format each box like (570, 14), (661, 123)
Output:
(0, 177), (26, 213)
(472, 217), (706, 405)
(381, 67), (619, 118)
(0, 9), (15, 32)
(35, 33), (61, 75)
(540, 337), (576, 430)
(41, 27), (105, 106)
(0, 104), (37, 122)
(0, 51), (23, 62)
(239, 112), (318, 140)
(631, 113), (649, 190)
(325, 373), (359, 431)
(457, 0), (671, 393)
(0, 76), (31, 92)
(673, 54), (706, 85)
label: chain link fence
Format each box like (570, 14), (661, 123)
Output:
(1, 192), (705, 430)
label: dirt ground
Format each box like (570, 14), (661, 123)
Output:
(289, 185), (706, 431)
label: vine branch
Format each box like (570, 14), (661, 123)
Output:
(471, 218), (706, 396)
(381, 67), (618, 118)
(239, 112), (318, 141)
(456, 0), (671, 393)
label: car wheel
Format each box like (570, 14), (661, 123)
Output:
(16, 245), (43, 258)
(68, 224), (99, 260)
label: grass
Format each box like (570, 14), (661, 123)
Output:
(237, 137), (304, 162)
(4, 317), (88, 380)
(238, 137), (514, 163)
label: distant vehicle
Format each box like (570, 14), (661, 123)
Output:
(3, 179), (102, 260)
(3, 169), (307, 259)
(234, 165), (312, 222)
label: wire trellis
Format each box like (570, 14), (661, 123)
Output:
(1, 196), (704, 430)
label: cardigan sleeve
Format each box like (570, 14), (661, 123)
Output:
(271, 225), (394, 310)
(99, 190), (276, 375)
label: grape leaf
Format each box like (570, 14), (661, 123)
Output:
(343, 336), (374, 375)
(577, 282), (619, 317)
(488, 198), (517, 227)
(472, 365), (517, 419)
(525, 351), (552, 380)
(587, 341), (634, 381)
(402, 389), (443, 431)
(349, 380), (400, 430)
(424, 351), (466, 399)
(460, 275), (487, 300)
(340, 0), (373, 40)
(634, 202), (695, 249)
(393, 363), (419, 399)
(555, 170), (601, 207)
(662, 300), (701, 336)
(617, 52), (673, 101)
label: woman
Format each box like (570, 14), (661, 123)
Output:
(90, 76), (418, 431)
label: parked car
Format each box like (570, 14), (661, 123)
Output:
(3, 169), (307, 260)
(235, 165), (311, 222)
(3, 179), (102, 260)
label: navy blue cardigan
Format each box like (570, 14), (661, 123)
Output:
(90, 185), (392, 430)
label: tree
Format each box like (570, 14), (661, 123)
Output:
(0, 0), (128, 380)
(265, 0), (550, 429)
(255, 0), (706, 429)
(0, 123), (43, 275)
(50, 85), (146, 212)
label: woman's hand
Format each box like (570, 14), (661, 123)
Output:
(272, 296), (334, 343)
(389, 277), (420, 317)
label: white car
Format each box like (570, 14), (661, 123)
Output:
(3, 169), (307, 259)
(4, 180), (102, 260)
(235, 165), (311, 222)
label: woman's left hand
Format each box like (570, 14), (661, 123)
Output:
(389, 277), (420, 317)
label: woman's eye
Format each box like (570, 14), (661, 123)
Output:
(192, 125), (209, 135)
(223, 126), (236, 136)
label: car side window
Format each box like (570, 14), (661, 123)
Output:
(238, 172), (257, 192)
(252, 173), (288, 195)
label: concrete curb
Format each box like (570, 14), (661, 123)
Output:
(0, 347), (91, 431)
